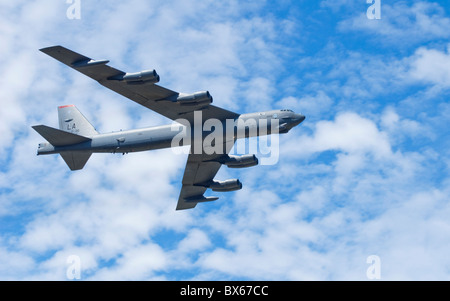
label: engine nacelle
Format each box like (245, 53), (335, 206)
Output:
(110, 70), (160, 84)
(175, 91), (213, 106)
(124, 69), (160, 83)
(209, 179), (242, 192)
(221, 154), (258, 168)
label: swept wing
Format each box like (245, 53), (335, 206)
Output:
(39, 46), (239, 124)
(40, 46), (240, 209)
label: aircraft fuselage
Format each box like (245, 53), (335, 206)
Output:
(37, 110), (305, 155)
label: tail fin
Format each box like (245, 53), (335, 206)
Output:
(58, 105), (98, 136)
(32, 105), (97, 171)
(32, 125), (93, 171)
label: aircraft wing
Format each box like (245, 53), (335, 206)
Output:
(40, 46), (240, 123)
(41, 46), (241, 210)
(176, 138), (235, 210)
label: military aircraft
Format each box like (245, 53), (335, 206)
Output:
(33, 46), (305, 210)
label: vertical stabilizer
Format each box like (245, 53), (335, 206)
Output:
(58, 105), (98, 136)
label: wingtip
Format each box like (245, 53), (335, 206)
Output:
(39, 45), (63, 53)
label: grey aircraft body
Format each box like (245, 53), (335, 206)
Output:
(33, 46), (305, 210)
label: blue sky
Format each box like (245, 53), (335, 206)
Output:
(0, 0), (449, 280)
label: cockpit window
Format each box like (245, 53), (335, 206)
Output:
(280, 109), (293, 112)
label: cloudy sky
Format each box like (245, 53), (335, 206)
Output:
(1, 0), (449, 280)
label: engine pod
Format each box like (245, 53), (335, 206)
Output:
(175, 91), (213, 106)
(221, 154), (258, 168)
(208, 179), (242, 192)
(108, 70), (160, 84)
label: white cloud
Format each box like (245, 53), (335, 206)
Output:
(289, 112), (392, 159)
(381, 106), (430, 143)
(0, 245), (35, 280)
(92, 243), (167, 280)
(338, 1), (450, 46)
(0, 0), (449, 282)
(194, 136), (450, 280)
(276, 91), (333, 120)
(177, 228), (211, 253)
(357, 189), (450, 280)
(409, 45), (450, 87)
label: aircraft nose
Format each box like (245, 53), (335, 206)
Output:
(292, 113), (305, 125)
(296, 114), (305, 123)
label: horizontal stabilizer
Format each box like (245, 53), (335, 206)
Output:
(60, 151), (92, 171)
(32, 125), (91, 146)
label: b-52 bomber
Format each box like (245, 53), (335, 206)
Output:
(33, 46), (305, 210)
